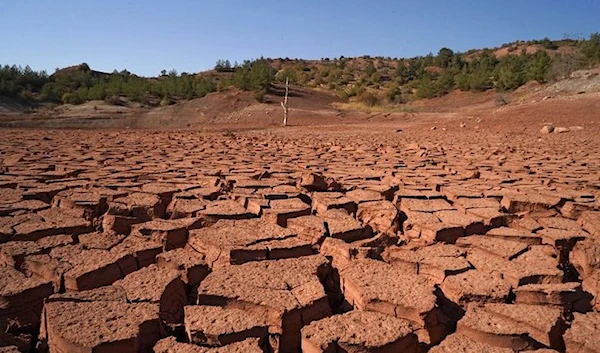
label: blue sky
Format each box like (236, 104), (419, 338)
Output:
(1, 0), (598, 76)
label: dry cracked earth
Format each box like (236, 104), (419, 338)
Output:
(1, 125), (600, 353)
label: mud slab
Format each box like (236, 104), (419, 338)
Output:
(0, 125), (598, 353)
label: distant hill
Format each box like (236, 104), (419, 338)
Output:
(1, 34), (599, 109)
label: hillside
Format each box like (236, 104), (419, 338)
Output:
(0, 34), (599, 129)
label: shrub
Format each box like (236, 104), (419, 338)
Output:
(496, 56), (527, 91)
(233, 59), (274, 91)
(337, 90), (350, 102)
(541, 37), (559, 50)
(104, 95), (124, 106)
(254, 89), (266, 103)
(357, 91), (379, 107)
(159, 96), (174, 106)
(386, 85), (403, 104)
(468, 70), (493, 92)
(365, 61), (377, 76)
(414, 76), (437, 99)
(581, 32), (600, 65)
(61, 92), (83, 105)
(275, 67), (298, 83)
(215, 59), (233, 72)
(495, 94), (509, 106)
(436, 70), (455, 94)
(527, 51), (552, 83)
(455, 73), (470, 91)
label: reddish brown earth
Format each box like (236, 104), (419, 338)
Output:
(0, 82), (599, 352)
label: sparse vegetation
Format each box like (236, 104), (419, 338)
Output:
(214, 59), (235, 72)
(0, 64), (48, 99)
(232, 59), (275, 92)
(2, 34), (599, 107)
(357, 91), (379, 107)
(581, 32), (600, 66)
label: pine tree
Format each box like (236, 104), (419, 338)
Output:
(527, 51), (552, 83)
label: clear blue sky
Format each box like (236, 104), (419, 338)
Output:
(1, 0), (598, 77)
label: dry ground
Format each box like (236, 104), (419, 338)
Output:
(0, 77), (599, 352)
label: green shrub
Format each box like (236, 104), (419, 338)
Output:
(215, 59), (234, 72)
(527, 51), (552, 83)
(233, 59), (274, 91)
(436, 70), (455, 94)
(357, 91), (379, 106)
(496, 55), (527, 91)
(386, 85), (403, 103)
(337, 90), (350, 102)
(254, 89), (266, 103)
(61, 92), (83, 105)
(581, 32), (600, 65)
(159, 96), (174, 106)
(541, 38), (559, 50)
(414, 76), (437, 99)
(455, 73), (470, 91)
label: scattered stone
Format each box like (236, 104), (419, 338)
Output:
(541, 125), (555, 134)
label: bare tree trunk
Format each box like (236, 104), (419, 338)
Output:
(281, 77), (289, 126)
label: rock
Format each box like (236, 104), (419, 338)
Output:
(554, 127), (571, 133)
(500, 192), (562, 213)
(541, 125), (554, 134)
(286, 215), (327, 244)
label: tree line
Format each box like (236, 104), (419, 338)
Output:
(1, 34), (599, 106)
(268, 33), (600, 106)
(0, 58), (276, 106)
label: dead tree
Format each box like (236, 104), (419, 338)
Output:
(281, 77), (289, 126)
